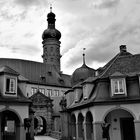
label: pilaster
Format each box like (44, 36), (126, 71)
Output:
(134, 120), (140, 140)
(76, 122), (79, 140)
(60, 111), (70, 140)
(93, 121), (103, 140)
(19, 123), (26, 140)
(83, 120), (87, 140)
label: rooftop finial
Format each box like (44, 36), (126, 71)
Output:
(50, 3), (52, 12)
(83, 48), (86, 65)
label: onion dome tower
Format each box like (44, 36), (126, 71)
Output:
(42, 5), (61, 72)
(71, 49), (95, 86)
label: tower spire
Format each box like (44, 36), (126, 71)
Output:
(83, 48), (86, 65)
(42, 5), (61, 72)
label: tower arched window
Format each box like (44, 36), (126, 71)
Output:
(50, 47), (53, 52)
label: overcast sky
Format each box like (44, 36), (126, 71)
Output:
(0, 0), (140, 74)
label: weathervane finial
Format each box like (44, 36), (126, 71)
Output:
(50, 3), (52, 12)
(83, 48), (86, 65)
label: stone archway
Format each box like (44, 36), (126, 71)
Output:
(71, 114), (76, 140)
(104, 108), (135, 140)
(30, 91), (53, 136)
(78, 113), (84, 140)
(34, 116), (47, 135)
(0, 110), (21, 140)
(85, 111), (93, 140)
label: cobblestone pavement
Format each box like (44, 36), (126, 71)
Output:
(34, 136), (58, 140)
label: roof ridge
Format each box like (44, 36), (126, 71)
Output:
(99, 50), (135, 78)
(100, 53), (121, 78)
(0, 65), (19, 75)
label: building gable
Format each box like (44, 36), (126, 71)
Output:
(30, 91), (52, 106)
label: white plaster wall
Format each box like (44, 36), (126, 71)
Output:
(18, 82), (27, 97)
(0, 105), (5, 110)
(0, 105), (29, 124)
(71, 103), (140, 140)
(0, 105), (28, 140)
(88, 103), (140, 122)
(26, 83), (70, 97)
(72, 103), (140, 123)
(90, 105), (116, 122)
(122, 104), (140, 120)
(10, 105), (29, 123)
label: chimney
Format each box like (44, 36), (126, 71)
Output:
(120, 45), (127, 53)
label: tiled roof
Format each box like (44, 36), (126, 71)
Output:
(82, 76), (98, 83)
(110, 71), (126, 77)
(71, 63), (95, 86)
(67, 47), (140, 110)
(0, 58), (71, 87)
(101, 54), (140, 78)
(0, 65), (19, 75)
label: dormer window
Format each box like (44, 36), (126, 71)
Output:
(75, 89), (79, 103)
(111, 78), (127, 96)
(5, 76), (17, 96)
(75, 92), (78, 103)
(6, 78), (16, 93)
(0, 66), (18, 97)
(114, 79), (124, 94)
(83, 84), (87, 100)
(74, 87), (82, 103)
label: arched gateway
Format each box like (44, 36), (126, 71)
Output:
(71, 114), (76, 139)
(103, 108), (136, 140)
(34, 116), (47, 135)
(30, 91), (53, 135)
(0, 110), (21, 140)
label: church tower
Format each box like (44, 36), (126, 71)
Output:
(42, 6), (61, 72)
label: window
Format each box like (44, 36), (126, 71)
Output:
(6, 78), (16, 94)
(111, 78), (126, 96)
(75, 89), (79, 103)
(46, 89), (52, 97)
(54, 90), (59, 96)
(83, 84), (88, 99)
(31, 87), (37, 95)
(75, 92), (78, 103)
(50, 47), (53, 52)
(39, 88), (45, 94)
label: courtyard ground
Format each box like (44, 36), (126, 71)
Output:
(34, 136), (58, 140)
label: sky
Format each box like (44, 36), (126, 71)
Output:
(0, 0), (140, 75)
